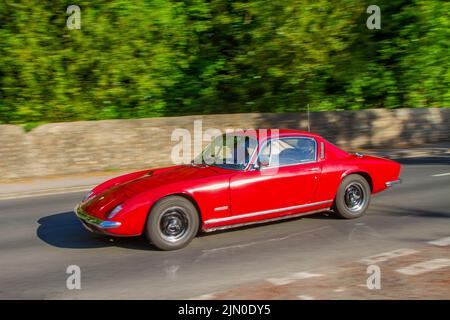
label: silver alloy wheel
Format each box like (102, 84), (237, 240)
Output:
(344, 182), (365, 212)
(158, 207), (189, 242)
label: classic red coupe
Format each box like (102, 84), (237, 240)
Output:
(75, 129), (401, 250)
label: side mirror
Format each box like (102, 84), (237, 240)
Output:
(257, 155), (270, 169)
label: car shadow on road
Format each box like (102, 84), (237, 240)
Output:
(301, 210), (340, 220)
(38, 210), (342, 248)
(36, 212), (155, 251)
(198, 210), (338, 237)
(370, 205), (450, 219)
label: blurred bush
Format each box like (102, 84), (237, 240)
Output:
(0, 0), (448, 125)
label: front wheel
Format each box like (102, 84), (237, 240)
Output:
(145, 196), (199, 250)
(333, 174), (371, 219)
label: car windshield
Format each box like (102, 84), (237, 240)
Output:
(194, 134), (258, 170)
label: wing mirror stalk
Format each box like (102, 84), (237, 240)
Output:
(253, 155), (270, 170)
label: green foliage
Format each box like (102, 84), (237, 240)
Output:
(0, 0), (448, 124)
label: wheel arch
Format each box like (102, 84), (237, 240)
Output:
(146, 192), (204, 233)
(342, 171), (373, 192)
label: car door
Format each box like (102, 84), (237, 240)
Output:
(229, 136), (321, 217)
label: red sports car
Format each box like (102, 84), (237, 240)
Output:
(75, 129), (401, 250)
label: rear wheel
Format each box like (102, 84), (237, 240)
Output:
(145, 196), (199, 250)
(333, 174), (371, 219)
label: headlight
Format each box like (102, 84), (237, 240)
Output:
(82, 191), (94, 202)
(107, 204), (123, 219)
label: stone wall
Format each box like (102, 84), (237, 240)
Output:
(0, 108), (448, 180)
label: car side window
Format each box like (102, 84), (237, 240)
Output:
(259, 137), (317, 167)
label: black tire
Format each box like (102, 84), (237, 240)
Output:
(145, 196), (199, 250)
(333, 174), (371, 219)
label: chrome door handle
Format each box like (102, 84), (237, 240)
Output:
(307, 167), (320, 172)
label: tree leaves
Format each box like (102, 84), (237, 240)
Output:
(0, 0), (448, 124)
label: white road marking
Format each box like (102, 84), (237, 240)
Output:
(359, 248), (418, 265)
(333, 287), (346, 293)
(267, 272), (324, 286)
(188, 293), (216, 300)
(432, 172), (450, 177)
(428, 236), (450, 247)
(297, 295), (315, 300)
(396, 259), (450, 276)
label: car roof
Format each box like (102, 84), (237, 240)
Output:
(227, 129), (322, 140)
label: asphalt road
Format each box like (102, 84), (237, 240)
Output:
(0, 155), (449, 299)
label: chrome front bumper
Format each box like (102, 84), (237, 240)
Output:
(385, 179), (402, 187)
(74, 205), (122, 230)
